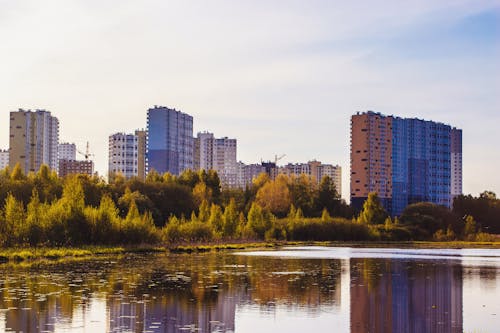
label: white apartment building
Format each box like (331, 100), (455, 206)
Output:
(318, 164), (342, 196)
(58, 143), (77, 161)
(0, 150), (9, 170)
(194, 132), (238, 188)
(109, 132), (146, 179)
(9, 109), (59, 173)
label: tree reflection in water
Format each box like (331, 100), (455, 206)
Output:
(0, 250), (497, 332)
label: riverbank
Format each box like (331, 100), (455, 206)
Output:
(1, 240), (500, 264)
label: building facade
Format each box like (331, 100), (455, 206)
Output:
(135, 130), (147, 181)
(9, 109), (59, 174)
(318, 164), (342, 196)
(351, 111), (461, 216)
(108, 132), (146, 179)
(194, 132), (238, 187)
(0, 150), (9, 170)
(58, 159), (94, 177)
(146, 106), (193, 175)
(237, 162), (266, 188)
(280, 161), (342, 196)
(58, 143), (77, 161)
(450, 128), (463, 203)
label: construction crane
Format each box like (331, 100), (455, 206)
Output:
(260, 154), (287, 165)
(77, 142), (94, 160)
(274, 154), (286, 165)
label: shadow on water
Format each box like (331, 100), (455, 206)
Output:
(0, 247), (498, 332)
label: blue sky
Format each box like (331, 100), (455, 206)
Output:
(0, 0), (498, 200)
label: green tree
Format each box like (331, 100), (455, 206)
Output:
(321, 208), (331, 222)
(288, 204), (297, 219)
(126, 200), (141, 221)
(192, 181), (212, 206)
(464, 215), (477, 238)
(26, 189), (45, 245)
(357, 192), (388, 225)
(60, 176), (89, 244)
(384, 217), (393, 231)
(198, 199), (210, 222)
(400, 202), (460, 239)
(145, 169), (163, 183)
(10, 163), (25, 181)
(223, 198), (239, 238)
(247, 202), (271, 238)
(3, 194), (26, 245)
(315, 176), (340, 215)
(289, 174), (316, 216)
(92, 194), (119, 243)
(295, 207), (304, 219)
(208, 204), (224, 235)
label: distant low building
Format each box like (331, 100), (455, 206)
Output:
(280, 160), (342, 195)
(237, 162), (266, 188)
(58, 159), (94, 177)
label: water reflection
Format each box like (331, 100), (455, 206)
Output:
(0, 247), (498, 332)
(350, 260), (462, 333)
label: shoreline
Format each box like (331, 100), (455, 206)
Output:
(1, 240), (500, 264)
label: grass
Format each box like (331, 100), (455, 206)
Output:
(1, 239), (498, 263)
(0, 246), (167, 263)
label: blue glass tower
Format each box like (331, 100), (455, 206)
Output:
(146, 106), (193, 175)
(393, 118), (452, 216)
(351, 111), (459, 216)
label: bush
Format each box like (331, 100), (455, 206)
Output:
(162, 218), (214, 244)
(287, 217), (376, 241)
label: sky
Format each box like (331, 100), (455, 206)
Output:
(0, 0), (499, 200)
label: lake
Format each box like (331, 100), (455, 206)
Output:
(1, 246), (499, 332)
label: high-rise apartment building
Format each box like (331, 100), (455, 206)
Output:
(194, 132), (238, 187)
(194, 132), (215, 171)
(9, 109), (59, 174)
(108, 131), (146, 179)
(0, 150), (9, 170)
(135, 130), (147, 181)
(58, 143), (77, 161)
(351, 111), (461, 216)
(147, 106), (193, 175)
(213, 137), (237, 188)
(451, 128), (463, 202)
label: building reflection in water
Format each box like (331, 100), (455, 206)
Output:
(1, 252), (496, 333)
(350, 259), (463, 333)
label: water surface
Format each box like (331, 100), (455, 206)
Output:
(0, 246), (499, 332)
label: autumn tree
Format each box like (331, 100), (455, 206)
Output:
(223, 198), (239, 238)
(255, 174), (291, 217)
(247, 202), (272, 238)
(208, 203), (224, 235)
(357, 192), (388, 225)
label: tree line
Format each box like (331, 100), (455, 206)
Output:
(0, 164), (498, 246)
